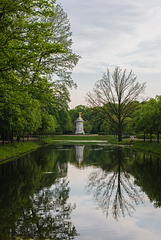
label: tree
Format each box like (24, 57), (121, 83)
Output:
(37, 4), (81, 133)
(86, 67), (145, 141)
(44, 4), (80, 87)
(0, 0), (64, 141)
(0, 0), (64, 78)
(132, 97), (161, 143)
(84, 120), (92, 133)
(0, 1), (80, 141)
(0, 88), (42, 143)
(155, 96), (161, 143)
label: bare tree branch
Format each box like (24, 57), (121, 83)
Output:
(86, 67), (146, 141)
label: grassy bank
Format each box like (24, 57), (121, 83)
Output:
(0, 141), (41, 162)
(50, 134), (108, 141)
(106, 135), (161, 155)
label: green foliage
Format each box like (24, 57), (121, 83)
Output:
(55, 110), (73, 134)
(84, 120), (92, 133)
(0, 88), (42, 140)
(132, 96), (161, 142)
(38, 112), (57, 134)
(98, 132), (108, 135)
(0, 1), (80, 140)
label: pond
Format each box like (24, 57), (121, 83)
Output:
(0, 144), (161, 240)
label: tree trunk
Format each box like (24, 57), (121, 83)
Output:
(17, 134), (21, 143)
(157, 132), (159, 143)
(118, 127), (122, 142)
(144, 131), (145, 142)
(2, 133), (5, 145)
(118, 116), (122, 142)
(10, 133), (13, 143)
(150, 132), (152, 142)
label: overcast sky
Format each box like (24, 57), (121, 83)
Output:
(57, 0), (161, 108)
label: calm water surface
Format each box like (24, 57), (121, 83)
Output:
(0, 144), (161, 240)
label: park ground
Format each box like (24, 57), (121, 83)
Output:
(0, 135), (161, 163)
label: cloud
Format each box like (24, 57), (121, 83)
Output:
(57, 0), (161, 107)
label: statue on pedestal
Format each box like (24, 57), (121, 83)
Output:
(75, 112), (85, 134)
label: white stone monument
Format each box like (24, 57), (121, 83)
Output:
(75, 112), (85, 134)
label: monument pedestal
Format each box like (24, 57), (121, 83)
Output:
(75, 112), (85, 134)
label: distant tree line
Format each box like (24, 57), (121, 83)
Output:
(70, 95), (161, 143)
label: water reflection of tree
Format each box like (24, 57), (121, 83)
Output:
(0, 148), (78, 239)
(132, 153), (161, 208)
(87, 147), (144, 220)
(15, 177), (77, 240)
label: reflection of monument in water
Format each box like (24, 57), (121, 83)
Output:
(75, 112), (85, 134)
(75, 145), (85, 167)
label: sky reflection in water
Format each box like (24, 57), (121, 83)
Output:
(1, 144), (161, 239)
(66, 145), (161, 240)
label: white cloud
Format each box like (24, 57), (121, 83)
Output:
(57, 0), (161, 108)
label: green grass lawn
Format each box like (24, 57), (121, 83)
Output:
(50, 134), (108, 140)
(41, 134), (109, 145)
(0, 142), (40, 162)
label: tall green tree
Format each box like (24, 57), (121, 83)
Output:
(0, 1), (80, 140)
(44, 4), (80, 87)
(47, 4), (80, 133)
(0, 0), (64, 140)
(0, 0), (64, 77)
